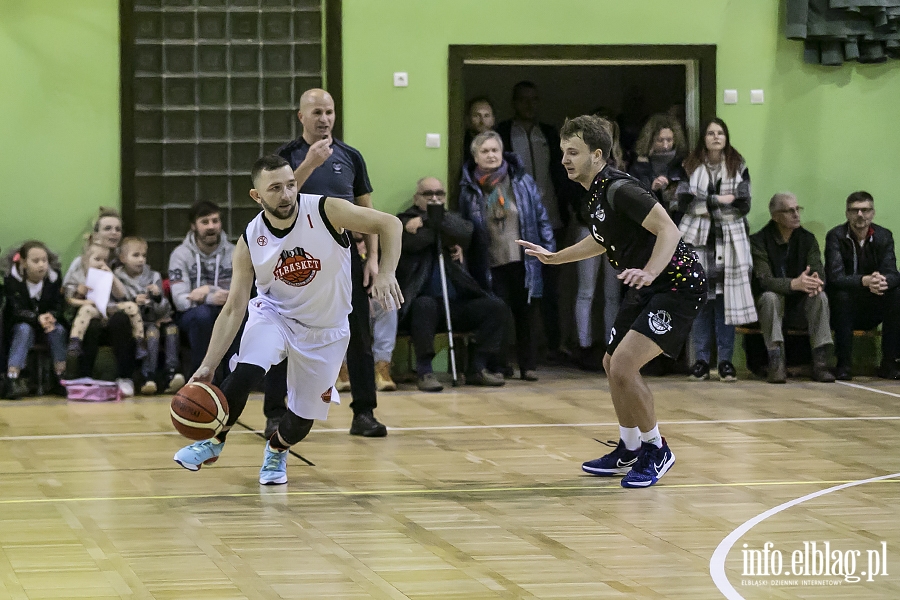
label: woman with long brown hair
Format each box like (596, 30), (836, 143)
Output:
(676, 117), (756, 382)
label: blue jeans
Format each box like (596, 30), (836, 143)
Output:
(178, 304), (222, 374)
(7, 322), (67, 371)
(370, 298), (398, 363)
(691, 294), (735, 364)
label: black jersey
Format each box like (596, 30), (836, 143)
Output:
(276, 137), (373, 202)
(587, 165), (704, 294)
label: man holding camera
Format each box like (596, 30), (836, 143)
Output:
(396, 177), (508, 392)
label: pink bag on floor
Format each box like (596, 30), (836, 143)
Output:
(60, 378), (122, 402)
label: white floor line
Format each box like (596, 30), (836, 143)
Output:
(1, 414), (900, 442)
(709, 472), (900, 599)
(836, 380), (900, 398)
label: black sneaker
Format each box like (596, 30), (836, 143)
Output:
(718, 361), (737, 382)
(621, 439), (676, 488)
(834, 364), (852, 381)
(582, 439), (640, 476)
(689, 360), (710, 381)
(877, 362), (900, 380)
(467, 369), (505, 387)
(4, 377), (29, 400)
(350, 411), (387, 437)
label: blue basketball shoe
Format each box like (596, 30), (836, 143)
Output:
(581, 439), (640, 476)
(259, 442), (288, 485)
(173, 438), (224, 471)
(621, 439), (676, 488)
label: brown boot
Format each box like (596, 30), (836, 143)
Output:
(335, 361), (351, 392)
(811, 345), (835, 382)
(374, 360), (397, 391)
(767, 344), (786, 384)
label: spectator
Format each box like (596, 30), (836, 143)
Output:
(463, 97), (496, 164)
(677, 117), (756, 382)
(825, 191), (900, 380)
(3, 241), (67, 399)
(460, 130), (555, 380)
(397, 176), (507, 392)
(271, 87), (387, 438)
(496, 81), (578, 360)
(629, 113), (688, 219)
(168, 200), (234, 376)
(64, 207), (124, 280)
(750, 193), (834, 383)
(63, 243), (140, 396)
(116, 237), (185, 395)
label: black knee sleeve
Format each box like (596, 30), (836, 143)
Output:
(271, 410), (314, 448)
(220, 362), (266, 429)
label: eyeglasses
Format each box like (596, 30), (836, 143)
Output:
(775, 206), (804, 215)
(846, 207), (874, 215)
(418, 189), (446, 198)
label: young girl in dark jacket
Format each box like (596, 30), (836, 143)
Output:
(4, 241), (67, 399)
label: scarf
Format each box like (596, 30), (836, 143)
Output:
(649, 150), (676, 176)
(678, 161), (757, 325)
(475, 160), (510, 223)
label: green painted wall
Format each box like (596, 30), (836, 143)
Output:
(342, 0), (900, 240)
(2, 0), (898, 270)
(0, 0), (120, 267)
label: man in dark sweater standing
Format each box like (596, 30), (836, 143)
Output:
(265, 88), (387, 437)
(825, 191), (900, 380)
(750, 192), (834, 383)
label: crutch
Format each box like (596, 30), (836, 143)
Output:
(427, 202), (459, 386)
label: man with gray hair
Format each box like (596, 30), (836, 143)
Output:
(749, 192), (834, 383)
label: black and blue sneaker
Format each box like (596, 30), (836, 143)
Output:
(621, 439), (675, 488)
(581, 439), (640, 476)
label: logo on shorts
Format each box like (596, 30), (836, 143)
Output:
(593, 206), (606, 222)
(257, 235), (268, 247)
(648, 310), (673, 335)
(608, 327), (616, 345)
(274, 247), (322, 287)
(321, 387), (333, 403)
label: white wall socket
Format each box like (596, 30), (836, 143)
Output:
(723, 89), (738, 104)
(393, 72), (408, 87)
(750, 89), (765, 104)
(425, 133), (441, 148)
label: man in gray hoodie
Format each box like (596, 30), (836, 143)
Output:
(168, 201), (235, 374)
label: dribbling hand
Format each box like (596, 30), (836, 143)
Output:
(188, 365), (213, 385)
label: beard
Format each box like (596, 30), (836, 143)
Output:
(261, 197), (297, 220)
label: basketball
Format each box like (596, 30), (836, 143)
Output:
(170, 382), (229, 440)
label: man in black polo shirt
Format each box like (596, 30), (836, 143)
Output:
(264, 88), (387, 437)
(518, 115), (706, 488)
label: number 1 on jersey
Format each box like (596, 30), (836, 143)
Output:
(307, 214), (313, 228)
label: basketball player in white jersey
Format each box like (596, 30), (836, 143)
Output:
(173, 155), (404, 484)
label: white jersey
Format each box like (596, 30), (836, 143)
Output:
(243, 193), (352, 329)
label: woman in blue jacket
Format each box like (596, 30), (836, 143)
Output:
(459, 130), (555, 380)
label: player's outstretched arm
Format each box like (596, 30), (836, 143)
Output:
(517, 234), (605, 265)
(323, 197), (404, 310)
(191, 238), (254, 383)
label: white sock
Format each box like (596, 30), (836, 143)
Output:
(641, 425), (663, 449)
(619, 425), (641, 451)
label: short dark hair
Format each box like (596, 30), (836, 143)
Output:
(560, 115), (613, 158)
(189, 200), (221, 224)
(251, 154), (291, 187)
(846, 190), (874, 207)
(466, 96), (495, 115)
(512, 80), (537, 100)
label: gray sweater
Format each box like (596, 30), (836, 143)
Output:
(167, 231), (235, 313)
(114, 265), (172, 323)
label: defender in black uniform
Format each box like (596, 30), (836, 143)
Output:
(518, 115), (707, 488)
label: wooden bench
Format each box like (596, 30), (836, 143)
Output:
(734, 326), (881, 338)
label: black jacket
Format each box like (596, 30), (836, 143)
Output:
(495, 120), (581, 227)
(4, 267), (66, 331)
(396, 205), (487, 322)
(750, 221), (824, 298)
(825, 222), (900, 291)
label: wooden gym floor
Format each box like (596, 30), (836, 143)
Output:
(1, 368), (899, 599)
